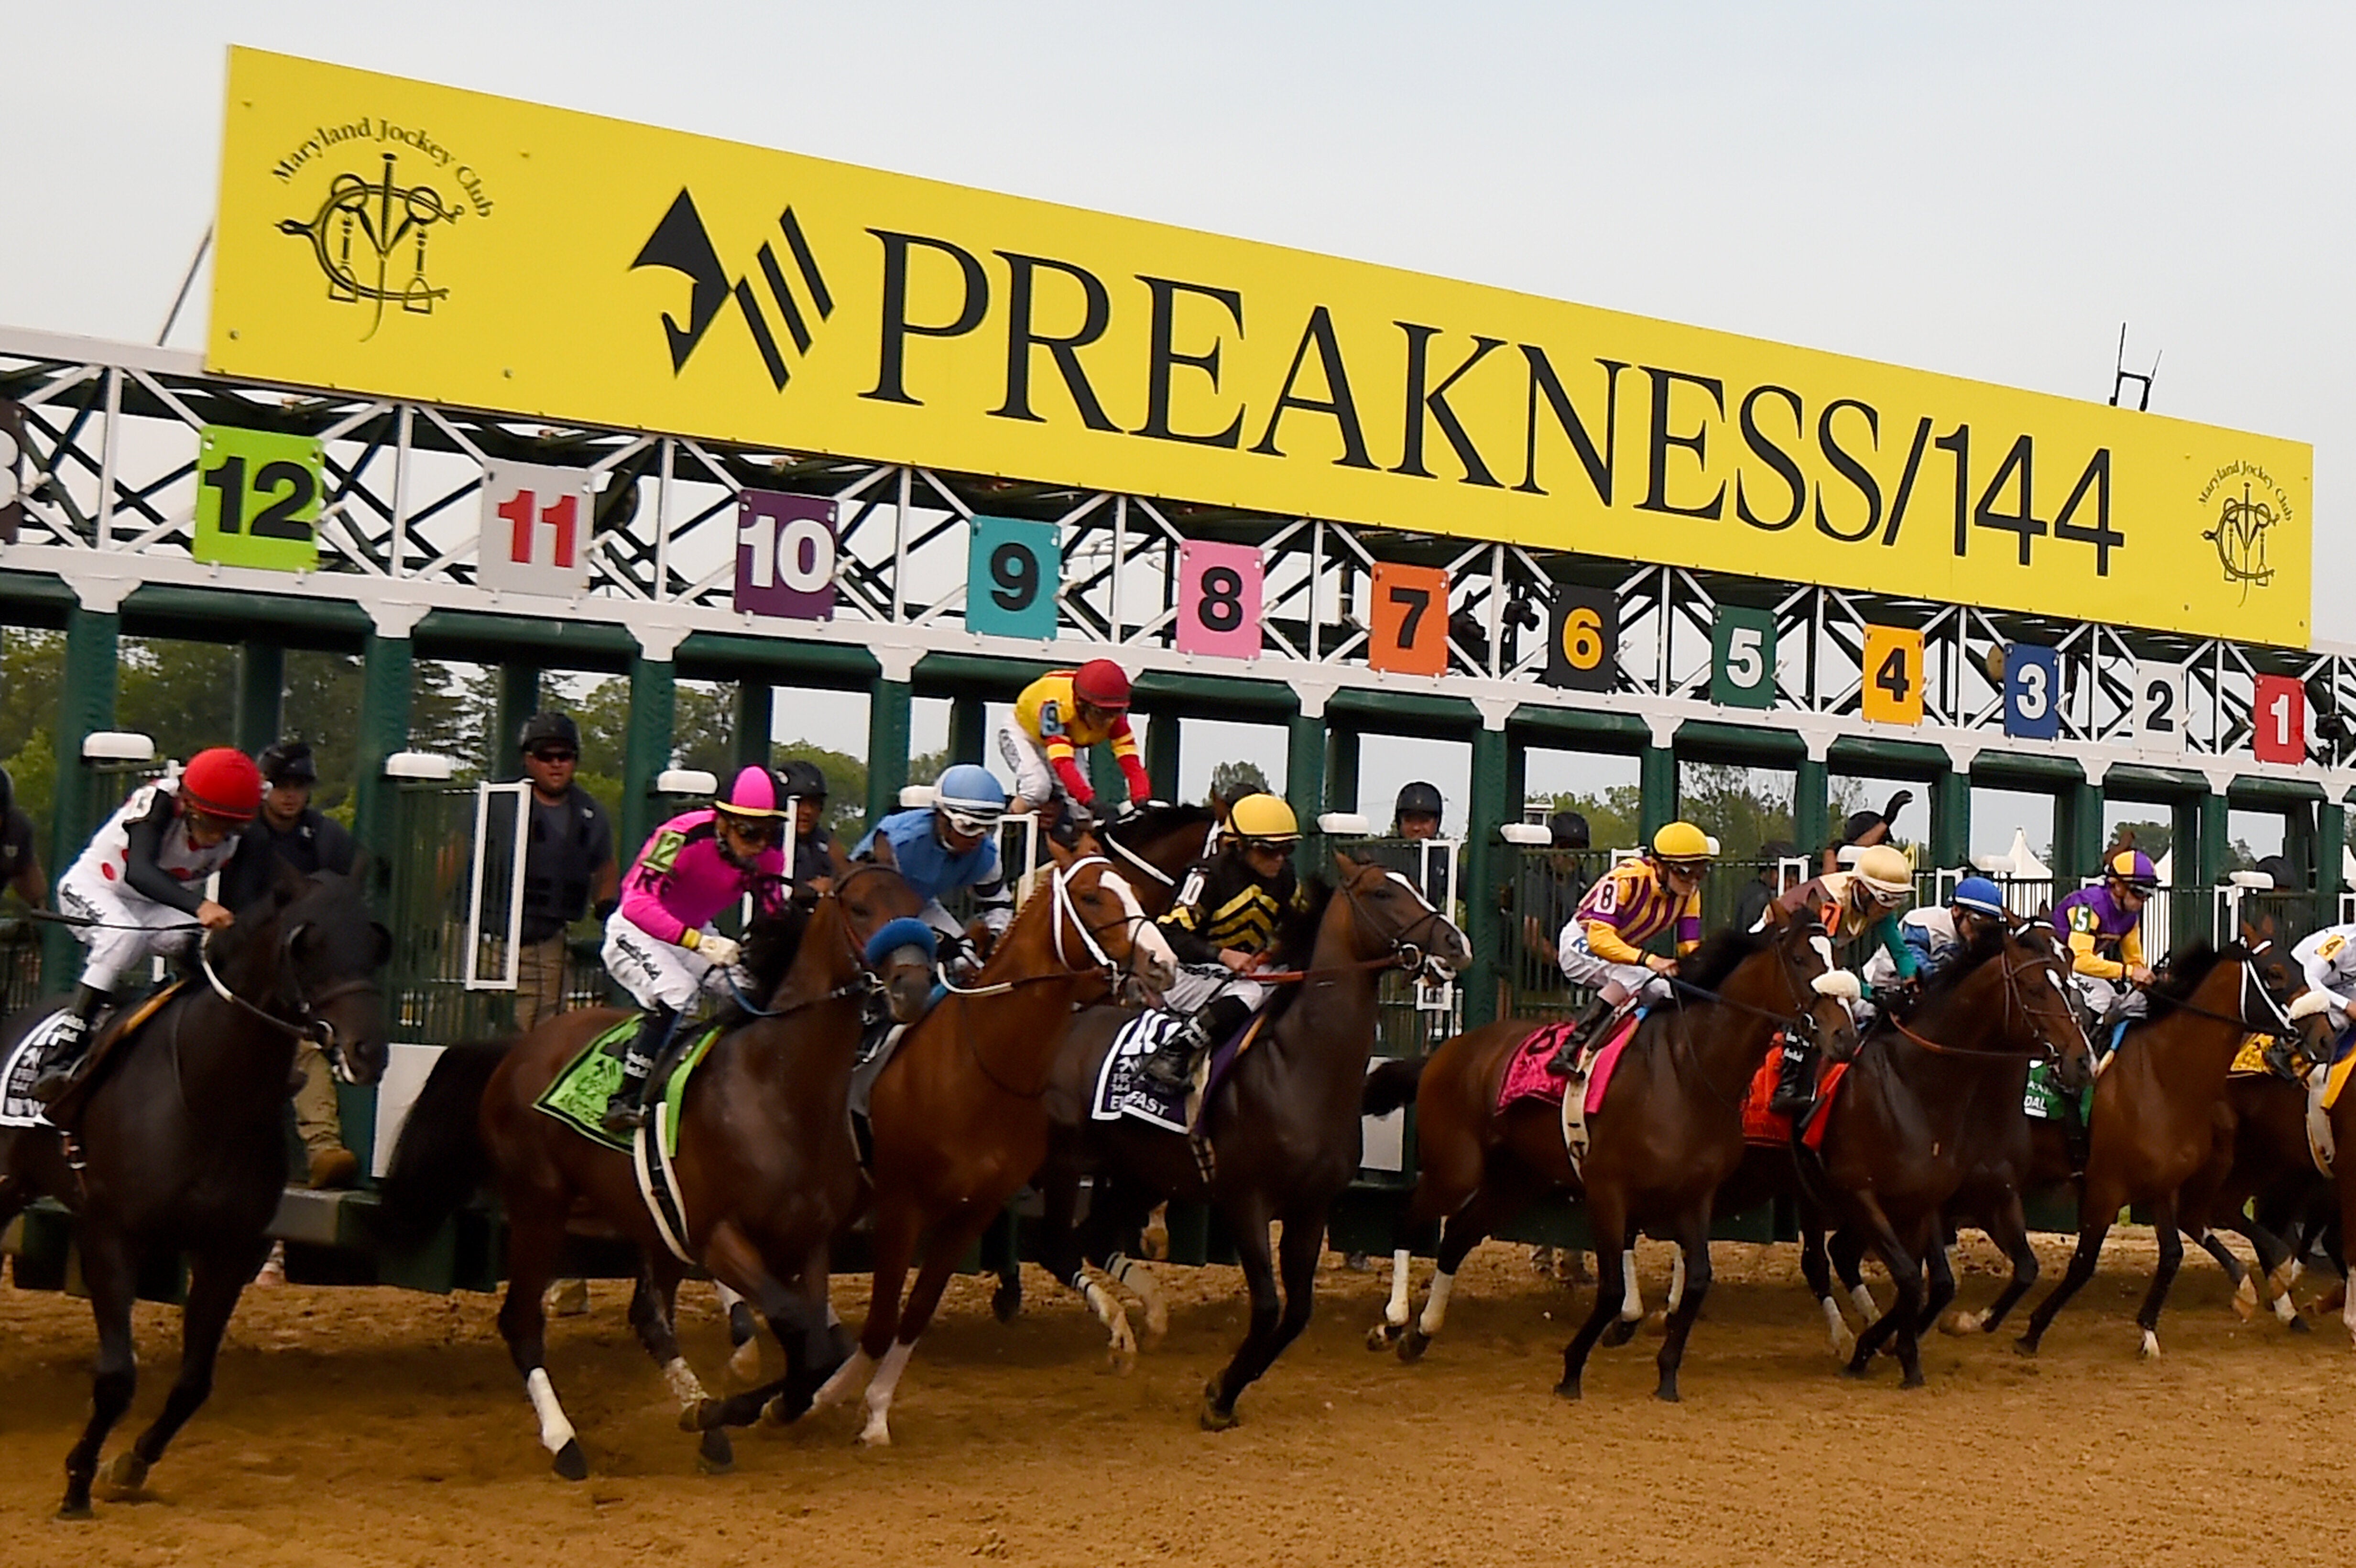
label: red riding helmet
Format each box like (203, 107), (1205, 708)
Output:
(180, 748), (264, 822)
(1071, 659), (1132, 711)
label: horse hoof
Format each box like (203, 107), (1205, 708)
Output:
(1199, 1380), (1238, 1432)
(2012, 1336), (2040, 1358)
(727, 1336), (764, 1386)
(1553, 1379), (1582, 1402)
(1901, 1372), (1926, 1390)
(551, 1440), (589, 1482)
(1398, 1329), (1430, 1365)
(1938, 1310), (1982, 1337)
(696, 1430), (734, 1475)
(2138, 1330), (2161, 1360)
(2288, 1314), (2313, 1335)
(99, 1452), (149, 1498)
(2229, 1293), (2261, 1324)
(1365, 1323), (1400, 1352)
(991, 1282), (1022, 1325)
(1652, 1384), (1680, 1404)
(55, 1500), (93, 1522)
(1602, 1320), (1637, 1349)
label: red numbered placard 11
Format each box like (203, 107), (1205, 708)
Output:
(1366, 561), (1451, 677)
(2250, 674), (2306, 765)
(480, 460), (592, 596)
(1175, 540), (1263, 659)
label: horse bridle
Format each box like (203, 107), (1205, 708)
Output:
(197, 926), (382, 1082)
(1658, 917), (1847, 1105)
(2132, 941), (2302, 1040)
(1887, 926), (2089, 1065)
(726, 860), (923, 1020)
(1334, 867), (1462, 982)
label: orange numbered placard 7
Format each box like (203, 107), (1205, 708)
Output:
(1367, 562), (1450, 676)
(1859, 624), (1925, 726)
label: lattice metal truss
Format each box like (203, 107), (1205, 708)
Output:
(0, 325), (2344, 791)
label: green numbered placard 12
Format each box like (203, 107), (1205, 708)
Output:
(193, 425), (325, 572)
(1709, 606), (1778, 709)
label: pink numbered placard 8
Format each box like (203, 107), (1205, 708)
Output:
(1175, 540), (1263, 660)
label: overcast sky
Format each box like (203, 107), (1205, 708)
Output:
(2, 3), (2337, 851)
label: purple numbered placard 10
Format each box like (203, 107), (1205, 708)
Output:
(735, 490), (838, 620)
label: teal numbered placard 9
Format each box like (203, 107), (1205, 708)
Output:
(966, 516), (1060, 640)
(193, 425), (324, 571)
(1709, 607), (1778, 709)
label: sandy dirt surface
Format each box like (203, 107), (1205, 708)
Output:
(0, 1230), (2350, 1568)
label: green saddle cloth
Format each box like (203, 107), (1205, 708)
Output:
(533, 1015), (723, 1156)
(2022, 1059), (2092, 1124)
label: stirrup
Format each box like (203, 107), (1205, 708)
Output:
(1139, 1042), (1198, 1091)
(600, 1096), (649, 1134)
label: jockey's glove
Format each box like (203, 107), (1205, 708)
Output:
(694, 932), (742, 967)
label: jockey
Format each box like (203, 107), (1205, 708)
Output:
(1542, 821), (1713, 1077)
(2286, 922), (2356, 1073)
(32, 747), (262, 1102)
(599, 765), (789, 1132)
(1000, 660), (1152, 834)
(2051, 849), (2158, 1028)
(854, 763), (1016, 974)
(1767, 842), (1916, 1115)
(1864, 874), (2010, 990)
(1137, 792), (1308, 1092)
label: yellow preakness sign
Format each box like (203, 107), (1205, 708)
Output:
(208, 48), (2312, 645)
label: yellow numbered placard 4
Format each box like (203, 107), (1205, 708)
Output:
(1859, 625), (1926, 726)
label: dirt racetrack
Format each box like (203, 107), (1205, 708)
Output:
(0, 1230), (2349, 1568)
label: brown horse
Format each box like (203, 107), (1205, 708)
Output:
(377, 848), (933, 1478)
(1033, 854), (1470, 1427)
(2016, 938), (2331, 1357)
(2332, 1049), (2356, 1348)
(2192, 1069), (2332, 1329)
(1365, 907), (1855, 1400)
(1779, 922), (2091, 1384)
(745, 841), (1175, 1447)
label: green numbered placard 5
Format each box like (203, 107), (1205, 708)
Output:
(193, 425), (324, 571)
(1709, 606), (1778, 709)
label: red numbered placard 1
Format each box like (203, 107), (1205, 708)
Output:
(1175, 540), (1263, 659)
(1366, 562), (1451, 676)
(480, 459), (592, 596)
(2251, 674), (2306, 765)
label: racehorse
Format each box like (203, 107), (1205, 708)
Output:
(702, 839), (1173, 1448)
(2015, 938), (2329, 1357)
(376, 846), (933, 1479)
(1034, 854), (1470, 1427)
(0, 867), (390, 1519)
(1778, 921), (2090, 1384)
(1365, 907), (1854, 1401)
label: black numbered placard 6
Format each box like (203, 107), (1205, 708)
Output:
(1544, 584), (1617, 692)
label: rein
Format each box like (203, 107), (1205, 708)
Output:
(949, 856), (1147, 1099)
(726, 861), (909, 1020)
(1887, 944), (2084, 1062)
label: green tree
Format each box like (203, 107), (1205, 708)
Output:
(1546, 785), (1640, 849)
(1209, 760), (1270, 804)
(773, 740), (870, 839)
(907, 748), (949, 786)
(1679, 765), (1794, 862)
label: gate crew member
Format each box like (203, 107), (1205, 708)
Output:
(1000, 660), (1153, 831)
(1138, 792), (1309, 1092)
(1767, 842), (1916, 1114)
(32, 748), (262, 1102)
(2051, 849), (2158, 1029)
(1543, 822), (1715, 1078)
(0, 765), (46, 910)
(226, 740), (361, 1187)
(505, 713), (617, 1032)
(600, 766), (790, 1133)
(855, 764), (1017, 974)
(775, 757), (838, 907)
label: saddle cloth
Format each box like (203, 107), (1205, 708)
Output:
(0, 1011), (76, 1129)
(0, 983), (182, 1130)
(1091, 1010), (1264, 1133)
(1739, 1036), (1847, 1151)
(1495, 1021), (1579, 1115)
(533, 1015), (721, 1157)
(1556, 1012), (1643, 1179)
(2021, 1058), (2093, 1126)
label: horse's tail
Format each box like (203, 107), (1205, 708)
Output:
(372, 1041), (505, 1250)
(1363, 1056), (1427, 1117)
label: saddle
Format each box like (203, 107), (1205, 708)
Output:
(534, 1014), (722, 1156)
(11, 983), (188, 1132)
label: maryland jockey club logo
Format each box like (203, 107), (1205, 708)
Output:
(2198, 461), (2293, 603)
(630, 190), (834, 392)
(270, 120), (495, 340)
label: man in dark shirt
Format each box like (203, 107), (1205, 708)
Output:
(0, 764), (43, 909)
(1733, 839), (1801, 935)
(503, 713), (616, 1031)
(776, 758), (838, 904)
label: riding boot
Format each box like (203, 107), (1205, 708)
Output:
(1544, 996), (1615, 1077)
(1140, 996), (1251, 1092)
(1766, 1034), (1817, 1118)
(29, 983), (113, 1104)
(2262, 1037), (2302, 1081)
(601, 1005), (677, 1134)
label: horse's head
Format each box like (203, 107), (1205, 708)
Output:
(1098, 802), (1222, 917)
(826, 840), (934, 1024)
(1041, 837), (1177, 995)
(1999, 920), (2095, 1091)
(1763, 904), (1863, 1063)
(1331, 851), (1471, 978)
(2242, 917), (2336, 1067)
(270, 859), (393, 1088)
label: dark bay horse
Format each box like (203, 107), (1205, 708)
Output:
(1035, 854), (1470, 1427)
(2016, 939), (2329, 1357)
(377, 849), (932, 1479)
(1365, 908), (1854, 1400)
(755, 842), (1174, 1447)
(0, 868), (390, 1519)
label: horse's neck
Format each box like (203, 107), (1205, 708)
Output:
(1692, 958), (1793, 1070)
(775, 908), (855, 1008)
(742, 909), (862, 1080)
(1263, 900), (1383, 1082)
(1882, 967), (2022, 1120)
(2141, 963), (2250, 1082)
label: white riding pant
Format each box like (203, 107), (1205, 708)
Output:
(2073, 972), (2146, 1024)
(602, 913), (738, 1013)
(57, 870), (199, 993)
(1165, 961), (1274, 1016)
(996, 726), (1065, 809)
(1556, 924), (1670, 1003)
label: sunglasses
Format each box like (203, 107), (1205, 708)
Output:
(528, 749), (577, 764)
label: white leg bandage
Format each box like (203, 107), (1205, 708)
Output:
(525, 1367), (577, 1456)
(1417, 1269), (1455, 1337)
(1384, 1249), (1413, 1328)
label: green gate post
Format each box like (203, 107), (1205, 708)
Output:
(2057, 773), (2106, 880)
(865, 671), (913, 829)
(2285, 800), (2318, 892)
(2318, 798), (2346, 908)
(1325, 727), (1361, 818)
(1795, 754), (1831, 861)
(490, 663), (540, 773)
(1143, 710), (1180, 803)
(1638, 731), (1679, 841)
(352, 627), (414, 892)
(946, 695), (987, 767)
(45, 601), (121, 986)
(622, 648), (677, 863)
(733, 681), (773, 771)
(2171, 796), (2204, 950)
(1931, 767), (1971, 871)
(1285, 699), (1326, 877)
(1462, 717), (1513, 1029)
(1090, 744), (1124, 809)
(2195, 789), (2232, 943)
(233, 642), (284, 756)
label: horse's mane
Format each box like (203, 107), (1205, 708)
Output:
(1258, 875), (1337, 1029)
(1681, 925), (1772, 993)
(2143, 939), (2247, 1022)
(1106, 801), (1219, 843)
(723, 899), (813, 1023)
(1911, 923), (2009, 1008)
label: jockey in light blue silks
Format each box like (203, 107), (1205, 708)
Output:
(1863, 875), (2012, 991)
(853, 764), (1016, 977)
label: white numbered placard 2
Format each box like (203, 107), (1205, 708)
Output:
(2132, 661), (2186, 752)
